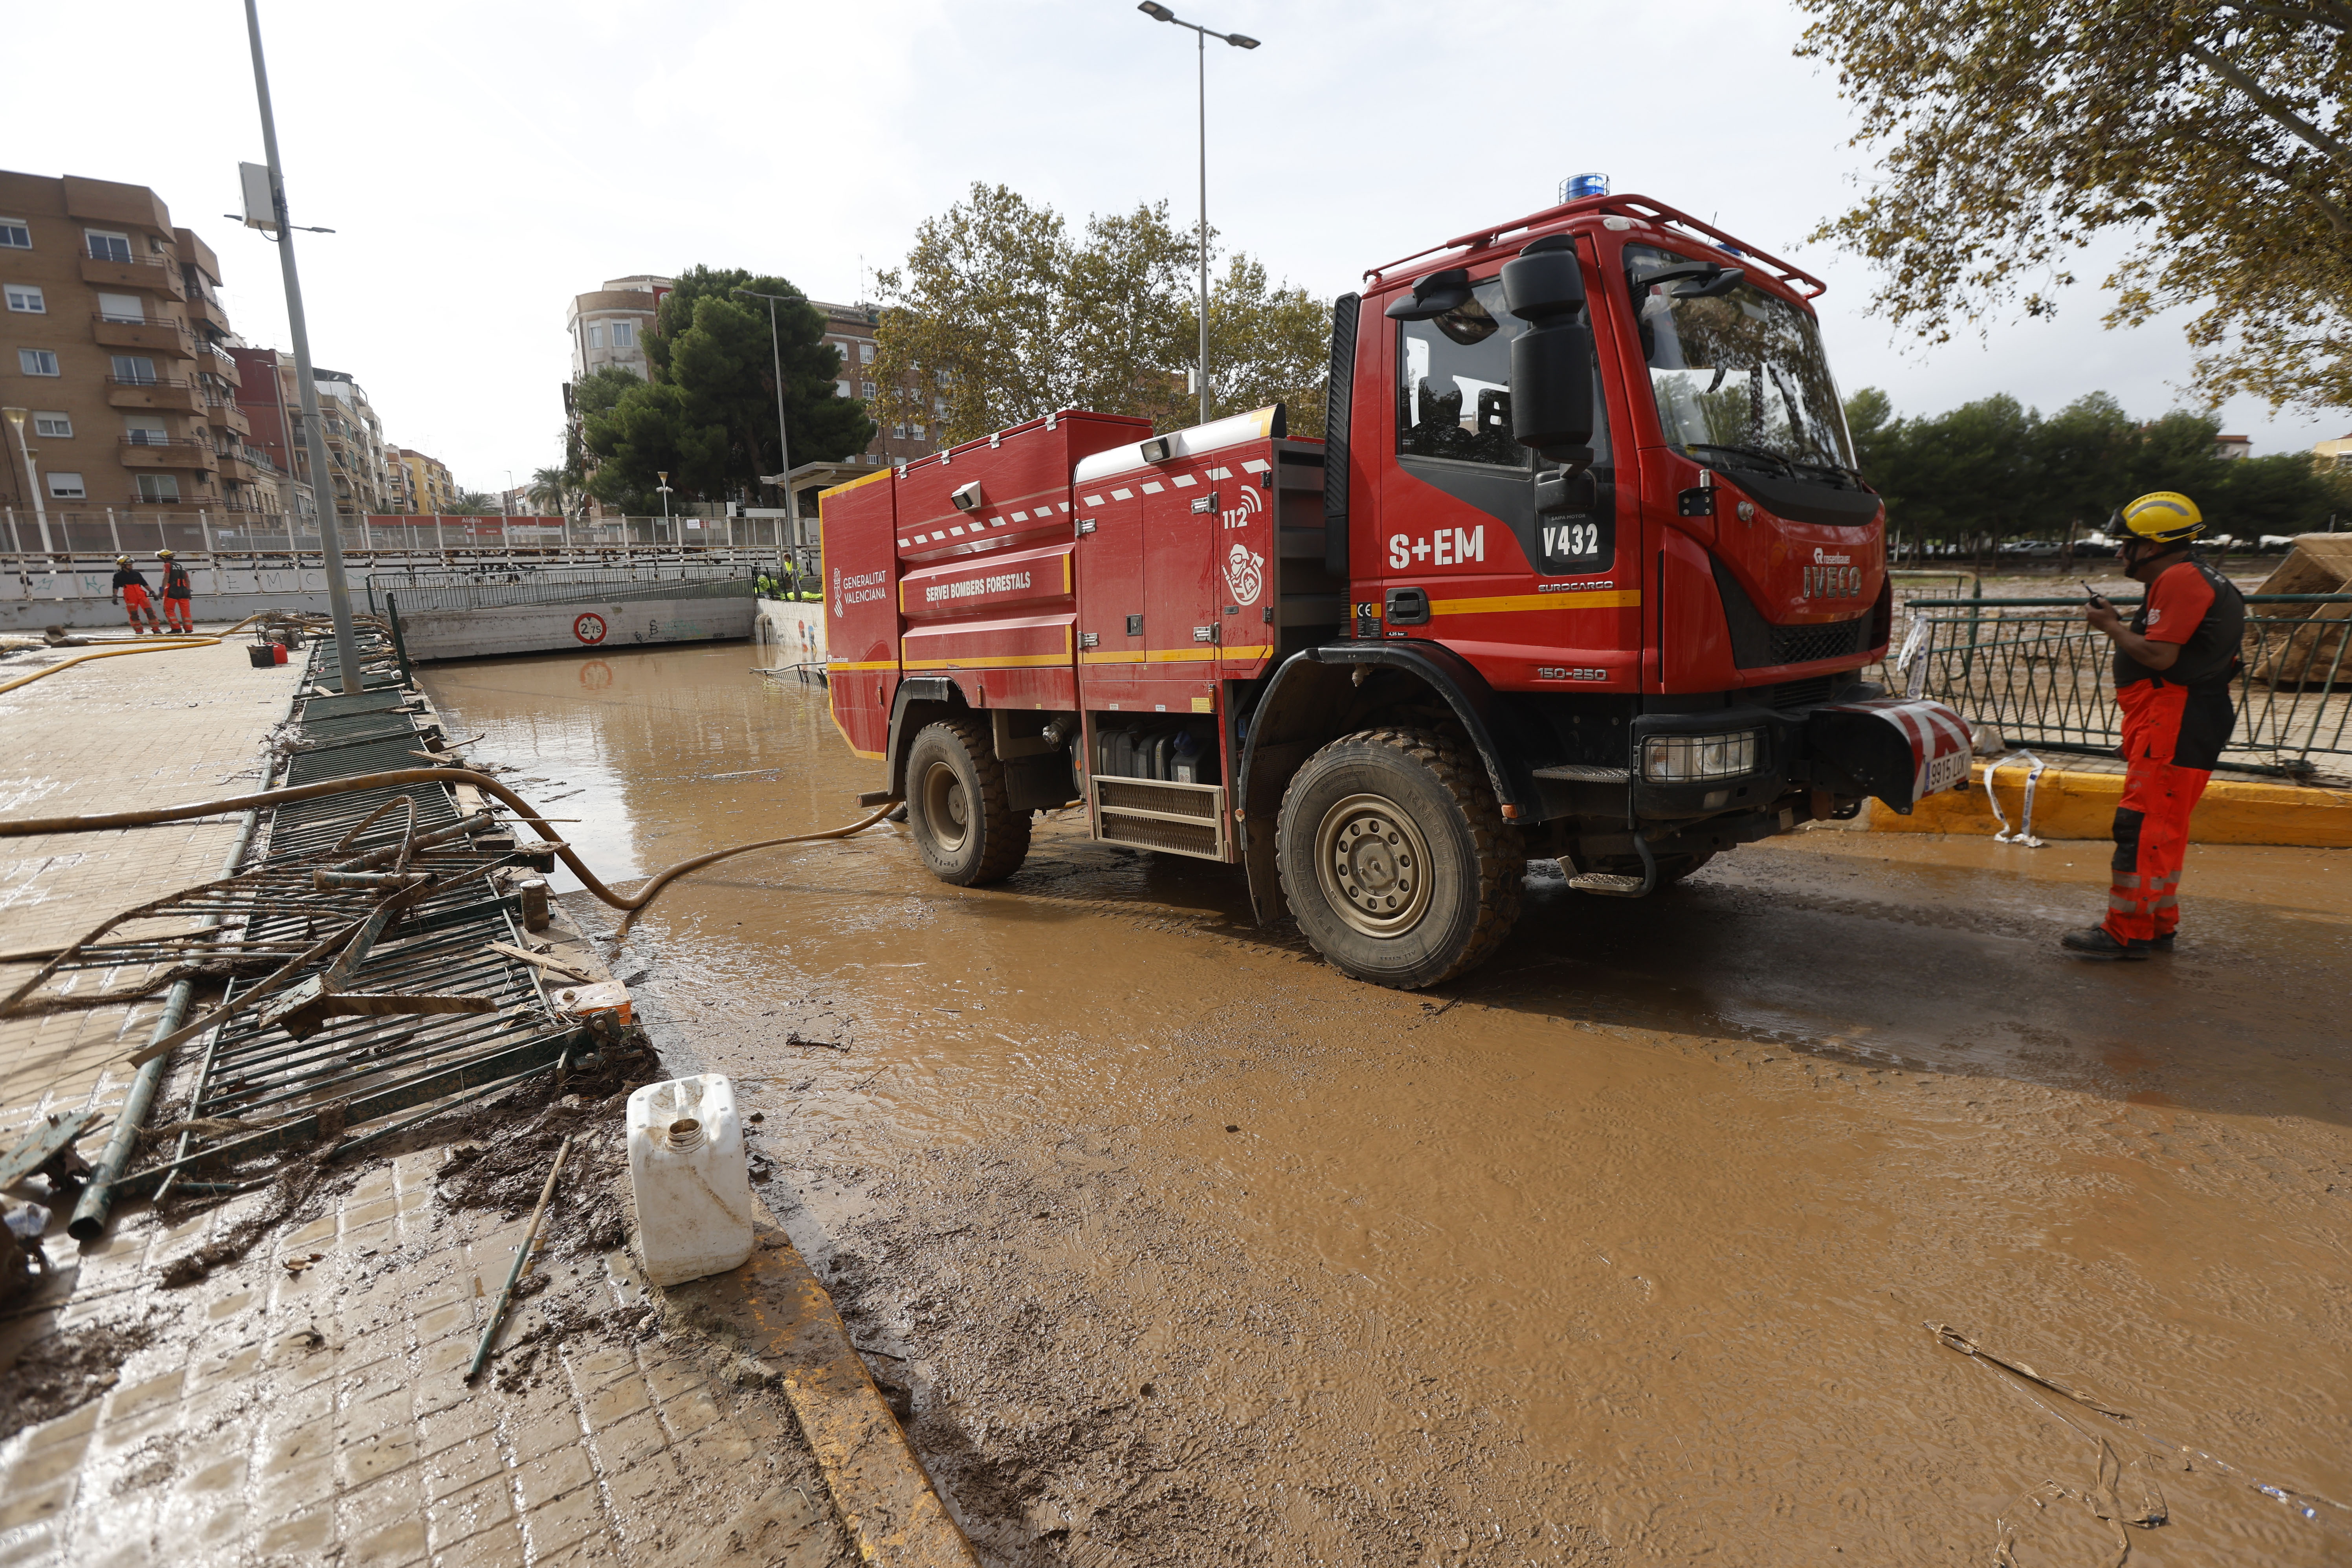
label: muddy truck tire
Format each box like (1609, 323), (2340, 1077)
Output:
(906, 719), (1032, 886)
(1275, 726), (1523, 989)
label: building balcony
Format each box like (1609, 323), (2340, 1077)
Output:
(78, 252), (186, 300)
(184, 295), (230, 332)
(200, 344), (242, 387)
(118, 438), (219, 472)
(215, 451), (261, 483)
(106, 376), (204, 413)
(204, 398), (253, 436)
(92, 316), (194, 358)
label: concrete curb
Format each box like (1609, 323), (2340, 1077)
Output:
(1869, 758), (2352, 846)
(670, 1225), (977, 1568)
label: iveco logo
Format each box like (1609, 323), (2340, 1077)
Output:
(1803, 565), (1865, 599)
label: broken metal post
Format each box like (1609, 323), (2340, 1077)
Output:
(466, 1133), (573, 1383)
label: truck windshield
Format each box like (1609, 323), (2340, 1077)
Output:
(1623, 243), (1857, 484)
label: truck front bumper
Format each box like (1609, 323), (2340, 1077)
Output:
(1629, 692), (1971, 819)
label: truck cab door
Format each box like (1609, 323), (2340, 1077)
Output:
(1380, 270), (1621, 657)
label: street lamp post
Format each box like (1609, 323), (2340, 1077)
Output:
(734, 287), (803, 567)
(656, 470), (672, 544)
(3, 408), (54, 552)
(1137, 3), (1260, 428)
(242, 0), (364, 695)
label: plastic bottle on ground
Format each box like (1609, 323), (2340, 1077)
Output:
(626, 1073), (755, 1286)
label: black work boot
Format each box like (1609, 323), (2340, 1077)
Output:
(2146, 932), (2176, 953)
(2060, 926), (2148, 961)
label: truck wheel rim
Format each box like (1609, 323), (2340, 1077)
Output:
(921, 761), (970, 853)
(1314, 793), (1432, 938)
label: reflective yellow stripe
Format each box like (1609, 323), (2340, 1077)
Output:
(1079, 645), (1273, 665)
(818, 467), (893, 503)
(1430, 590), (1643, 616)
(825, 659), (899, 671)
(902, 653), (1072, 670)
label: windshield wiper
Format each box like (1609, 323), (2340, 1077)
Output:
(1790, 458), (1868, 490)
(1684, 442), (1798, 479)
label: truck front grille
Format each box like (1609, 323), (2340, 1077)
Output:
(1768, 618), (1867, 666)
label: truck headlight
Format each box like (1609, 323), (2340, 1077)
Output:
(1640, 730), (1760, 782)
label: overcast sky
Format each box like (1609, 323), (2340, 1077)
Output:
(8, 0), (2343, 494)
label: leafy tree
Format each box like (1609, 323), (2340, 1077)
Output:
(870, 183), (1331, 444)
(447, 488), (501, 516)
(527, 465), (576, 515)
(1796, 1), (2352, 409)
(578, 268), (873, 510)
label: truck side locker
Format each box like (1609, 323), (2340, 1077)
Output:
(819, 468), (902, 761)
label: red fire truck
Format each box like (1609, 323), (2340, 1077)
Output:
(822, 191), (1969, 988)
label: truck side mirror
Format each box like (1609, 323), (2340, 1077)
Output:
(1501, 237), (1594, 469)
(1384, 267), (1473, 322)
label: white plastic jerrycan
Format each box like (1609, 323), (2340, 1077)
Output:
(626, 1073), (756, 1287)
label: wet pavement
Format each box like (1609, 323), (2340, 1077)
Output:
(425, 642), (2352, 1566)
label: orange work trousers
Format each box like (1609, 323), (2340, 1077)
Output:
(2103, 682), (2213, 944)
(121, 586), (158, 629)
(162, 595), (193, 632)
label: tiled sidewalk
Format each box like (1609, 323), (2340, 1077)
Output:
(0, 632), (301, 1128)
(0, 1147), (853, 1567)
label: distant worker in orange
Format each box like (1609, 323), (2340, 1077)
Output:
(2062, 492), (2245, 960)
(110, 555), (162, 635)
(156, 548), (195, 633)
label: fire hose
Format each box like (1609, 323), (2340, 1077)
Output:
(0, 766), (900, 928)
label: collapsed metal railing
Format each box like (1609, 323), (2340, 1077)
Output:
(1893, 594), (2352, 777)
(2, 626), (603, 1233)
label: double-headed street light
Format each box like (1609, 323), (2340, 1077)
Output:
(733, 286), (807, 562)
(1137, 3), (1260, 428)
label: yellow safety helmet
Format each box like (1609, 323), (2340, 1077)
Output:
(115, 555), (130, 565)
(2119, 491), (2204, 545)
(157, 547), (175, 558)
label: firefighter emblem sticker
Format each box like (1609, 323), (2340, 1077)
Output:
(572, 612), (607, 645)
(1223, 543), (1265, 607)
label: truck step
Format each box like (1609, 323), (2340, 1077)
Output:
(1565, 872), (1649, 897)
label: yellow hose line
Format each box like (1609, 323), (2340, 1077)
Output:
(0, 637), (221, 696)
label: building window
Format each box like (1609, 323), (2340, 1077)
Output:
(136, 474), (180, 502)
(836, 380), (851, 398)
(860, 381), (875, 399)
(936, 369), (952, 387)
(587, 323), (606, 349)
(84, 230), (132, 263)
(97, 292), (144, 323)
(0, 219), (29, 249)
(18, 348), (59, 376)
(5, 284), (43, 313)
(859, 342), (875, 362)
(46, 472), (86, 499)
(611, 321), (635, 348)
(934, 397), (949, 417)
(33, 413), (70, 438)
(125, 417), (169, 446)
(111, 355), (157, 384)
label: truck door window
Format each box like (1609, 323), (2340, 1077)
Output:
(1396, 282), (1527, 469)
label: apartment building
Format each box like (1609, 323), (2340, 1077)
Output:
(810, 298), (937, 470)
(0, 170), (285, 518)
(568, 276), (669, 381)
(312, 369), (394, 515)
(2317, 432), (2352, 472)
(395, 447), (455, 514)
(227, 345), (317, 517)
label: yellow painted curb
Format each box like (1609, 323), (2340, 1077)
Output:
(670, 1225), (977, 1567)
(1870, 758), (2352, 847)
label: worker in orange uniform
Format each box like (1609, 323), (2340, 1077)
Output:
(156, 548), (194, 633)
(2062, 492), (2245, 959)
(110, 555), (161, 634)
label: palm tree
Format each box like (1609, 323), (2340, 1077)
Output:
(527, 466), (575, 515)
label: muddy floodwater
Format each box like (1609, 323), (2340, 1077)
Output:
(425, 642), (2352, 1566)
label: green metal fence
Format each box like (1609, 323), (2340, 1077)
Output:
(1897, 594), (2352, 777)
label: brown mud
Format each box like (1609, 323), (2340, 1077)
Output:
(426, 643), (2352, 1566)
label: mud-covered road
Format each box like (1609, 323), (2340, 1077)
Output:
(427, 643), (2352, 1566)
